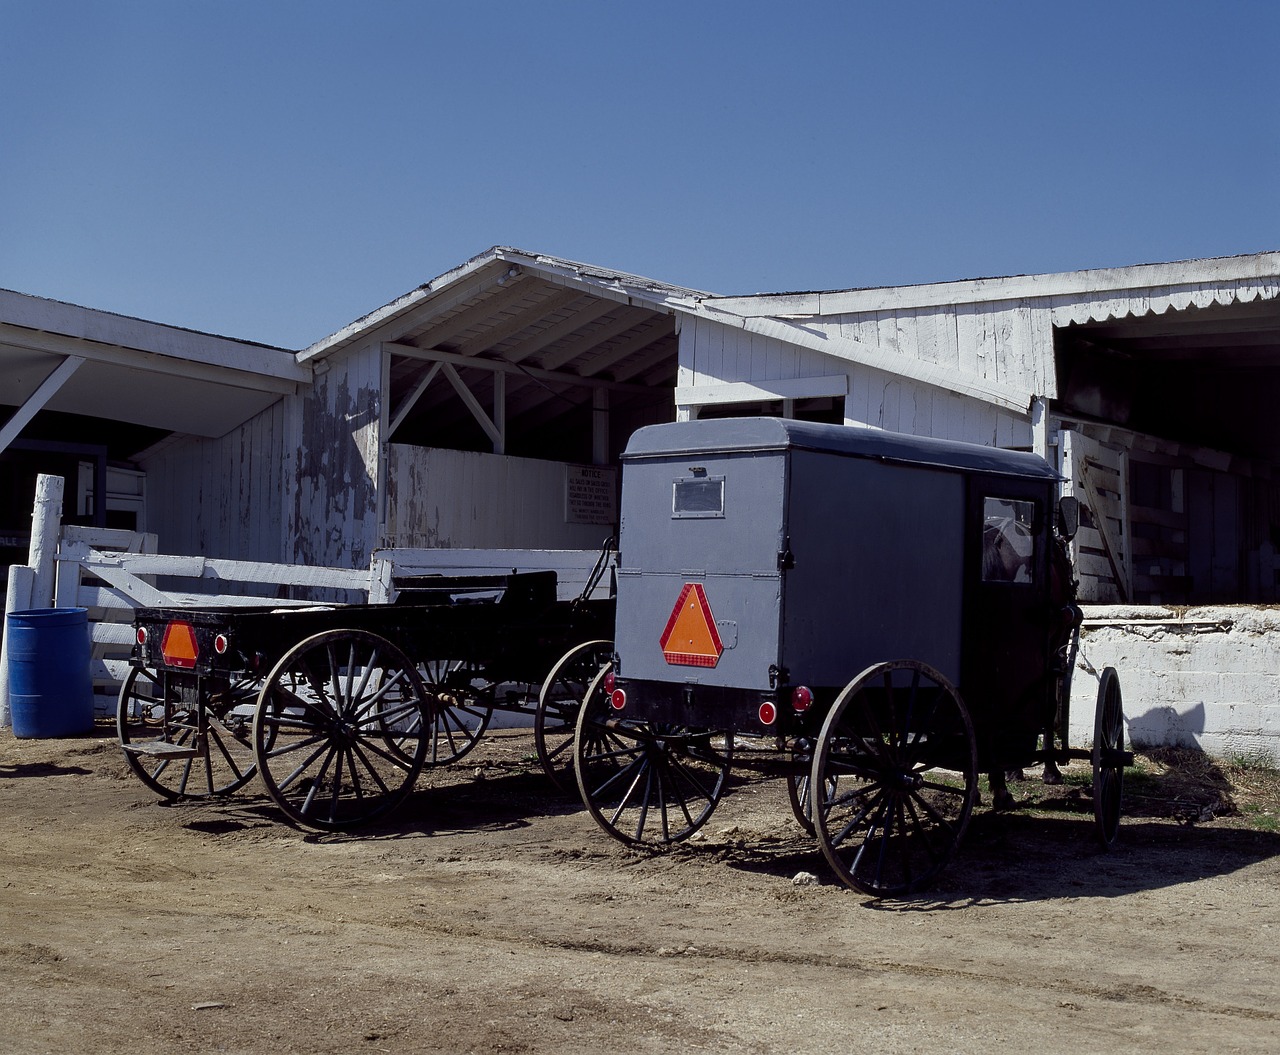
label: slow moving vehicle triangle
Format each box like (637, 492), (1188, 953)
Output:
(659, 582), (724, 668)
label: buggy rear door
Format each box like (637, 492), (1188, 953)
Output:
(615, 451), (786, 691)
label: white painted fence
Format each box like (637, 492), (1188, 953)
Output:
(1, 478), (610, 724)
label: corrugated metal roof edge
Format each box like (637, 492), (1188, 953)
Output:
(0, 285), (292, 354)
(700, 250), (1280, 317)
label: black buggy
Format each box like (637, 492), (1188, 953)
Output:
(117, 546), (615, 830)
(573, 418), (1130, 896)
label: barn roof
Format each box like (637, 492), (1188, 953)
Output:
(0, 287), (308, 446)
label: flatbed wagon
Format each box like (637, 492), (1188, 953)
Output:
(118, 548), (614, 830)
(574, 418), (1132, 895)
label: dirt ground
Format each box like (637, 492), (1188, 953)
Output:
(2, 724), (1278, 1055)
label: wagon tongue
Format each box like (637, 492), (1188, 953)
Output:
(160, 621), (199, 669)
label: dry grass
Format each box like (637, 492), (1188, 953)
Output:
(1125, 747), (1280, 830)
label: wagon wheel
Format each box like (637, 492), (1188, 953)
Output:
(813, 660), (977, 897)
(1092, 666), (1126, 848)
(574, 668), (733, 846)
(786, 762), (838, 837)
(417, 657), (493, 766)
(252, 629), (430, 830)
(534, 639), (612, 792)
(117, 665), (260, 798)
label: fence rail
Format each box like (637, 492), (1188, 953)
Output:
(3, 481), (609, 723)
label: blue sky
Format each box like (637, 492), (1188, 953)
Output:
(2, 1), (1277, 349)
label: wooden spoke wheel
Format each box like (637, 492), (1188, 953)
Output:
(814, 660), (977, 897)
(252, 630), (430, 830)
(416, 657), (493, 766)
(574, 669), (732, 846)
(786, 760), (838, 838)
(1092, 666), (1126, 849)
(534, 639), (612, 792)
(117, 665), (260, 798)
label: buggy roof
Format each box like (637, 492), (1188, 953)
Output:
(622, 417), (1060, 481)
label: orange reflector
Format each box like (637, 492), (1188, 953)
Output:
(659, 583), (724, 668)
(161, 621), (199, 670)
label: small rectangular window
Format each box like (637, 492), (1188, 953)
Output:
(982, 497), (1037, 583)
(673, 476), (724, 518)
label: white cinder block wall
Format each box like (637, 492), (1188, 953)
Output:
(1068, 606), (1280, 765)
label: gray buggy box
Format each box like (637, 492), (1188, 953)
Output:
(614, 417), (1061, 734)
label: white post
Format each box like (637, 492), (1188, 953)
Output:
(1030, 396), (1049, 460)
(28, 474), (65, 609)
(0, 564), (36, 728)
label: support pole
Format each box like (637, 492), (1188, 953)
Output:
(28, 474), (65, 609)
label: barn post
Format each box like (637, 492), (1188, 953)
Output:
(1030, 396), (1049, 461)
(28, 474), (65, 610)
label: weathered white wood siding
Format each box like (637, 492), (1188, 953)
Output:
(137, 398), (288, 563)
(683, 268), (1280, 451)
(384, 445), (615, 550)
(679, 315), (1033, 448)
(287, 345), (383, 571)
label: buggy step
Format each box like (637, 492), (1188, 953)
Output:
(122, 741), (202, 760)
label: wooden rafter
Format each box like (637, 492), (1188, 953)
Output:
(0, 354), (85, 454)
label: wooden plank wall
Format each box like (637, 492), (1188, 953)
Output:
(1061, 419), (1279, 605)
(288, 346), (383, 572)
(681, 315), (1033, 448)
(137, 398), (288, 565)
(1061, 429), (1130, 603)
(384, 445), (615, 550)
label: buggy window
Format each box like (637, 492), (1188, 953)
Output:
(982, 498), (1036, 583)
(673, 476), (724, 518)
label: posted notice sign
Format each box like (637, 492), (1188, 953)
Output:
(565, 465), (617, 525)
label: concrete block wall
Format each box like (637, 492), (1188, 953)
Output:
(1067, 606), (1280, 765)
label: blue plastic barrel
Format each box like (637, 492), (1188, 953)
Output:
(6, 608), (95, 738)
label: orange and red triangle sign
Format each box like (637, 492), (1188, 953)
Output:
(659, 582), (724, 667)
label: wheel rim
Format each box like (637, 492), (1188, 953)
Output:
(1093, 667), (1125, 848)
(574, 668), (732, 846)
(416, 657), (492, 766)
(252, 630), (429, 830)
(534, 639), (612, 792)
(814, 660), (976, 896)
(117, 665), (259, 798)
(786, 759), (838, 838)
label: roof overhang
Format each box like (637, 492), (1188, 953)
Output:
(0, 288), (311, 445)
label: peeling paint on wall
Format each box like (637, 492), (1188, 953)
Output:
(1068, 605), (1280, 764)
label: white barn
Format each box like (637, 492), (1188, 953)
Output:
(3, 247), (1280, 759)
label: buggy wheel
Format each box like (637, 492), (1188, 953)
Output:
(1092, 667), (1125, 848)
(117, 665), (259, 798)
(252, 630), (429, 830)
(534, 639), (612, 792)
(574, 669), (732, 846)
(416, 657), (493, 765)
(814, 660), (977, 896)
(786, 762), (837, 837)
